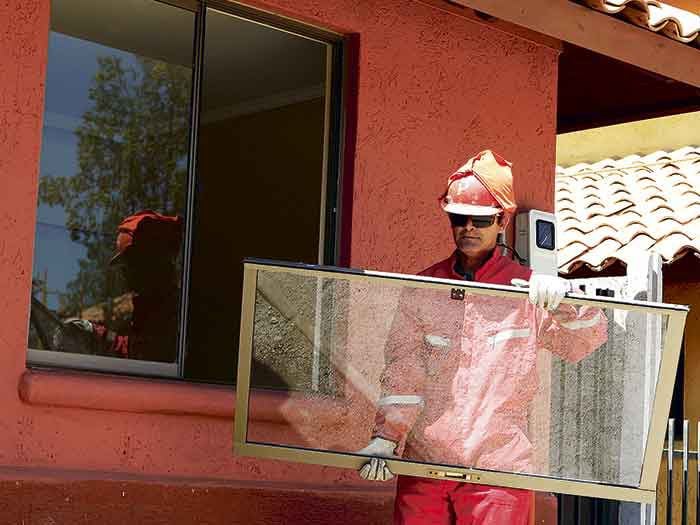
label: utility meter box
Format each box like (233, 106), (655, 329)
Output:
(515, 210), (557, 276)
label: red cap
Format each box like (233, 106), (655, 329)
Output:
(110, 210), (183, 265)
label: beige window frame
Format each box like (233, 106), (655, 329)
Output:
(233, 258), (688, 503)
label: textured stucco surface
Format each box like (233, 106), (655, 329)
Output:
(0, 0), (50, 455)
(0, 0), (558, 521)
(273, 0), (560, 274)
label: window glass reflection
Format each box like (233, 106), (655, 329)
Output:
(29, 0), (194, 366)
(185, 9), (329, 382)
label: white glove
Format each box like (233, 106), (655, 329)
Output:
(357, 437), (397, 482)
(524, 274), (573, 311)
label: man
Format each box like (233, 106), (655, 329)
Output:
(59, 210), (183, 362)
(358, 150), (607, 524)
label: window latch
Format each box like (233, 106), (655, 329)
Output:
(428, 469), (479, 481)
(451, 288), (465, 301)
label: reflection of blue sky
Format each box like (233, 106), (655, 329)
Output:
(38, 126), (77, 226)
(32, 223), (86, 310)
(45, 32), (138, 120)
(35, 31), (139, 310)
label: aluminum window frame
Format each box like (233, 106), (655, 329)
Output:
(28, 0), (346, 380)
(233, 258), (689, 503)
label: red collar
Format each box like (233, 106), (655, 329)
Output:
(449, 249), (496, 279)
(421, 248), (530, 285)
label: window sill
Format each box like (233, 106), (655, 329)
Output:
(18, 368), (349, 424)
(19, 368), (236, 418)
(27, 349), (178, 377)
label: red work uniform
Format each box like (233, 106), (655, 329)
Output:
(373, 249), (608, 525)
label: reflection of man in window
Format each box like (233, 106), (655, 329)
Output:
(60, 210), (183, 362)
(358, 151), (608, 524)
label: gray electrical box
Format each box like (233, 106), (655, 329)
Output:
(515, 210), (557, 276)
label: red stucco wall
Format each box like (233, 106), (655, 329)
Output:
(0, 0), (558, 521)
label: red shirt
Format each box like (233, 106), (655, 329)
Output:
(373, 250), (607, 472)
(419, 249), (531, 284)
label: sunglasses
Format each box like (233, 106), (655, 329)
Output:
(448, 213), (500, 228)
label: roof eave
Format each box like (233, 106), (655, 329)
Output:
(448, 0), (700, 88)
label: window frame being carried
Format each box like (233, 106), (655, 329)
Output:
(233, 258), (689, 504)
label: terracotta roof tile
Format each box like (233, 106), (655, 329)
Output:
(574, 0), (700, 45)
(556, 146), (700, 273)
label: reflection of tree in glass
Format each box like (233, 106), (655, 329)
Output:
(39, 55), (191, 321)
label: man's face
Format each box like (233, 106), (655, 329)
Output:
(449, 212), (504, 258)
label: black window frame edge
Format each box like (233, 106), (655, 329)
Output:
(154, 0), (199, 12)
(176, 0), (207, 378)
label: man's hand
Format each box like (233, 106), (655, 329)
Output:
(523, 274), (573, 311)
(357, 437), (397, 482)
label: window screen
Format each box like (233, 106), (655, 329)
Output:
(234, 260), (687, 503)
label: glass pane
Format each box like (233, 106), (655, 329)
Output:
(29, 0), (194, 367)
(185, 9), (330, 382)
(242, 265), (680, 490)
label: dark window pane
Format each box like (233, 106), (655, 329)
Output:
(185, 8), (332, 384)
(669, 337), (684, 434)
(28, 0), (195, 371)
(536, 219), (555, 251)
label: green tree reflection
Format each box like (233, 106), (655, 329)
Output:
(39, 55), (191, 320)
